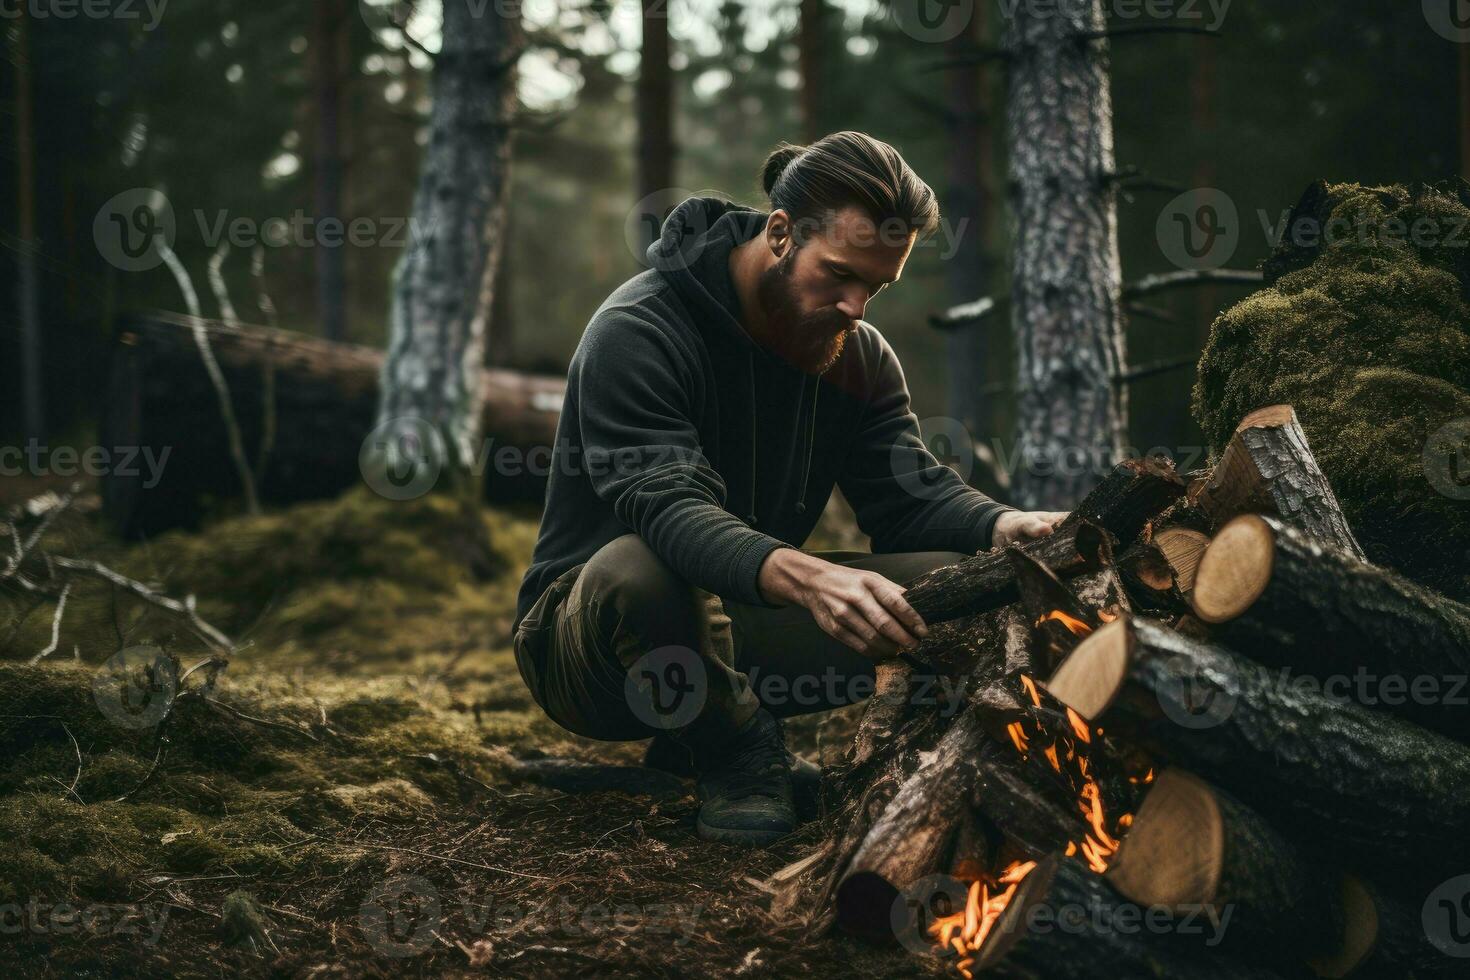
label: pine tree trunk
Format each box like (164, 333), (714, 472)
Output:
(1005, 0), (1126, 510)
(312, 0), (348, 342)
(14, 5), (44, 440)
(798, 0), (825, 141)
(378, 0), (521, 480)
(634, 0), (675, 253)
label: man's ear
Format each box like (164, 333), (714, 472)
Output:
(766, 209), (793, 258)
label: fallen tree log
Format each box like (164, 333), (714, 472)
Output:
(100, 312), (565, 535)
(1044, 616), (1470, 884)
(973, 855), (1283, 979)
(1105, 768), (1342, 965)
(1190, 404), (1366, 559)
(1192, 513), (1470, 742)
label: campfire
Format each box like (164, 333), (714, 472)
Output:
(768, 404), (1470, 979)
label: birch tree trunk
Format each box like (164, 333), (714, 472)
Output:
(378, 0), (522, 484)
(1004, 0), (1126, 510)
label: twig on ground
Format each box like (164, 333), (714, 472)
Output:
(29, 580), (71, 665)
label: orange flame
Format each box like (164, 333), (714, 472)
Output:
(929, 859), (1039, 978)
(1035, 609), (1092, 636)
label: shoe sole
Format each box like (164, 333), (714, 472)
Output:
(695, 814), (792, 847)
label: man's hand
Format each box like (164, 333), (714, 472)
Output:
(991, 510), (1070, 549)
(757, 548), (928, 660)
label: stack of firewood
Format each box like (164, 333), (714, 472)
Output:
(768, 405), (1470, 979)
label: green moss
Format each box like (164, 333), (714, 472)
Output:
(1195, 181), (1470, 600)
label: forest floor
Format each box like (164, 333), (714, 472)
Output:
(0, 482), (944, 979)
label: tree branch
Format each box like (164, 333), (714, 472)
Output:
(1122, 268), (1263, 299)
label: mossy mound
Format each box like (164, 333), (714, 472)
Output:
(1194, 181), (1470, 600)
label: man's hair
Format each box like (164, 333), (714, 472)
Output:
(760, 132), (940, 243)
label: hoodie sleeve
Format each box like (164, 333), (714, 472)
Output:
(837, 335), (1015, 555)
(572, 310), (788, 604)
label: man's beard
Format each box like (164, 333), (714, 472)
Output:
(754, 251), (853, 375)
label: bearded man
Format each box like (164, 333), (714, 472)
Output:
(515, 132), (1065, 845)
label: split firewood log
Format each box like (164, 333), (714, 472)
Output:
(972, 854), (1284, 979)
(1192, 513), (1470, 742)
(1045, 615), (1470, 886)
(1105, 768), (1343, 965)
(1190, 404), (1366, 560)
(1309, 874), (1463, 979)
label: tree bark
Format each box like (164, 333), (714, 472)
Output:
(977, 855), (1281, 979)
(1192, 514), (1470, 743)
(378, 0), (522, 479)
(1047, 616), (1470, 885)
(13, 5), (44, 440)
(100, 314), (563, 535)
(312, 0), (349, 341)
(1005, 0), (1126, 510)
(1192, 404), (1366, 559)
(797, 0), (825, 142)
(634, 0), (675, 254)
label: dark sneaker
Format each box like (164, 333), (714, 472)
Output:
(644, 730), (822, 817)
(690, 709), (797, 846)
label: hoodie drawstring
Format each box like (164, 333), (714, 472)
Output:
(745, 353), (819, 525)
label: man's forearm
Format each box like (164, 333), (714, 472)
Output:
(755, 546), (820, 606)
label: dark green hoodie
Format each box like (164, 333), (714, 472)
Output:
(514, 198), (1012, 628)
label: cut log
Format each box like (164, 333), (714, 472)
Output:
(1116, 540), (1188, 615)
(901, 519), (1113, 627)
(100, 312), (564, 535)
(1192, 513), (1470, 742)
(1191, 404), (1366, 560)
(1059, 455), (1188, 547)
(1105, 768), (1343, 964)
(1152, 525), (1210, 594)
(974, 855), (1283, 979)
(969, 743), (1084, 859)
(1044, 616), (1470, 884)
(1310, 874), (1463, 980)
(836, 707), (989, 937)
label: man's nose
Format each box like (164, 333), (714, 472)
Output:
(836, 288), (867, 321)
